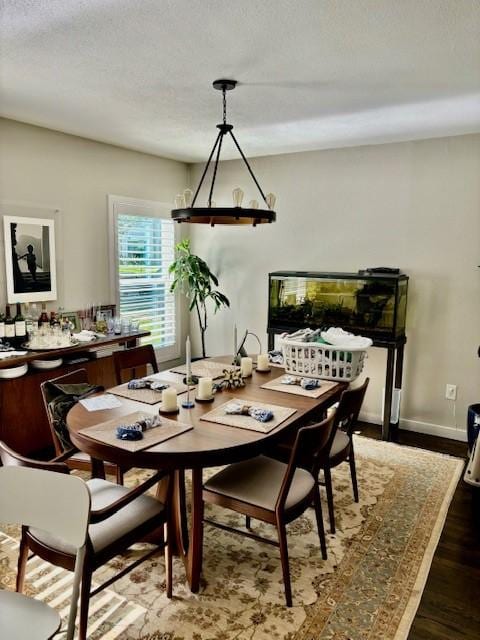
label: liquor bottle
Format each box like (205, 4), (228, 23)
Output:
(38, 303), (49, 327)
(23, 303), (34, 337)
(0, 311), (5, 341)
(14, 303), (26, 346)
(5, 305), (15, 342)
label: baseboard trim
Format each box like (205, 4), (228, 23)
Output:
(359, 411), (467, 442)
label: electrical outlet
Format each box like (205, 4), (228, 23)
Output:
(445, 384), (457, 401)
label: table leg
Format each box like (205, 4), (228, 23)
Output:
(168, 468), (204, 592)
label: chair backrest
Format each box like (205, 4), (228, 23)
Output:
(0, 440), (70, 474)
(113, 344), (159, 384)
(276, 412), (335, 512)
(335, 378), (370, 437)
(0, 464), (90, 640)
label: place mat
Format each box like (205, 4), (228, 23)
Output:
(260, 376), (338, 398)
(200, 398), (296, 434)
(171, 359), (237, 380)
(109, 379), (188, 404)
(79, 411), (193, 452)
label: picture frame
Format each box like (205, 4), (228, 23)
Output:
(62, 311), (80, 332)
(99, 304), (116, 320)
(3, 215), (57, 303)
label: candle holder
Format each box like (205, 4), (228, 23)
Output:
(181, 385), (195, 409)
(195, 394), (215, 403)
(159, 405), (180, 415)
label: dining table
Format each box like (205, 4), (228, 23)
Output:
(67, 356), (345, 592)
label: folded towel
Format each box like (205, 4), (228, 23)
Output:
(321, 327), (372, 349)
(116, 415), (162, 440)
(281, 375), (321, 390)
(225, 402), (273, 423)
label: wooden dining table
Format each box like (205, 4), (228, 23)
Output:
(67, 356), (345, 592)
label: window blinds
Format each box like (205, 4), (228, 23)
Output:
(116, 213), (176, 349)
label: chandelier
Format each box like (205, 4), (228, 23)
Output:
(171, 79), (276, 226)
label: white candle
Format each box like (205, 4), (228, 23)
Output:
(161, 387), (177, 412)
(197, 377), (213, 400)
(233, 324), (238, 364)
(257, 354), (270, 371)
(186, 335), (191, 383)
(240, 356), (253, 378)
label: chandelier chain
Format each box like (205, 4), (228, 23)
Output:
(222, 87), (227, 124)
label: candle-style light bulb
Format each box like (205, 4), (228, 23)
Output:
(249, 199), (259, 209)
(266, 193), (276, 210)
(174, 194), (186, 209)
(232, 187), (244, 207)
(184, 188), (193, 207)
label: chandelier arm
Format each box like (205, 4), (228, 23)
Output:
(207, 130), (225, 207)
(228, 130), (269, 207)
(191, 130), (223, 207)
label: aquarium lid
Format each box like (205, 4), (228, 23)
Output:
(269, 270), (408, 280)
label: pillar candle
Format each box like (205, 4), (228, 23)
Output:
(197, 377), (213, 400)
(256, 354), (270, 371)
(240, 356), (253, 377)
(234, 324), (238, 364)
(161, 387), (178, 412)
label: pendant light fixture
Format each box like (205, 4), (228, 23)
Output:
(172, 79), (276, 226)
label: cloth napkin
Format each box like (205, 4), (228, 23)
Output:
(268, 349), (284, 365)
(116, 415), (162, 440)
(127, 379), (169, 391)
(281, 375), (321, 390)
(225, 402), (273, 423)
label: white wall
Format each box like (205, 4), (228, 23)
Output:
(190, 134), (480, 440)
(0, 118), (188, 311)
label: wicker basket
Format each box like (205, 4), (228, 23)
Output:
(281, 338), (368, 382)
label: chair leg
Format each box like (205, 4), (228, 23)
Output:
(245, 516), (251, 530)
(78, 566), (93, 640)
(276, 518), (292, 607)
(116, 465), (124, 485)
(323, 466), (336, 534)
(16, 531), (29, 593)
(349, 446), (359, 503)
(164, 522), (172, 599)
(313, 490), (328, 560)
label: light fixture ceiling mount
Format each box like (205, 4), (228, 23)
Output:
(171, 79), (276, 226)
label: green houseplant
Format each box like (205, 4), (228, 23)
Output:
(169, 239), (230, 358)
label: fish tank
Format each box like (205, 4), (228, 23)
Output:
(268, 271), (408, 340)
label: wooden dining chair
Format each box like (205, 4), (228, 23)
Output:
(113, 344), (159, 384)
(0, 465), (90, 640)
(0, 440), (173, 640)
(202, 413), (335, 606)
(40, 368), (126, 483)
(319, 378), (370, 534)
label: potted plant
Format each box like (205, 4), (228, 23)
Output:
(169, 239), (230, 358)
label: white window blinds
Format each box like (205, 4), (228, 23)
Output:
(112, 202), (178, 356)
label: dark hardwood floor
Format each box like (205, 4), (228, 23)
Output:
(357, 423), (480, 640)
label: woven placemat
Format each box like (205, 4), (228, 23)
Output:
(110, 379), (188, 404)
(200, 398), (296, 434)
(171, 359), (237, 380)
(260, 376), (338, 398)
(79, 411), (192, 452)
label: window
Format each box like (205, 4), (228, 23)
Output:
(109, 196), (180, 361)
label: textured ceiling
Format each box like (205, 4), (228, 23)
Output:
(1, 0), (479, 162)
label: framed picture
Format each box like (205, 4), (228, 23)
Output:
(3, 215), (57, 303)
(63, 311), (80, 332)
(99, 304), (116, 320)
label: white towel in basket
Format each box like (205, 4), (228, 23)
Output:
(321, 327), (372, 349)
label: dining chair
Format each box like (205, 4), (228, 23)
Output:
(0, 465), (90, 640)
(202, 413), (335, 606)
(113, 344), (159, 384)
(320, 378), (370, 534)
(0, 440), (173, 640)
(40, 368), (126, 483)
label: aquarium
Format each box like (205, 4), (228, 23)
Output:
(268, 271), (408, 340)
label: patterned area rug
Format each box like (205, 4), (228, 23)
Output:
(0, 436), (463, 640)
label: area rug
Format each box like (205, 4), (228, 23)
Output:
(0, 436), (463, 640)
